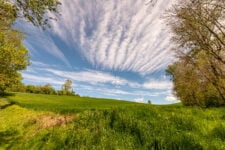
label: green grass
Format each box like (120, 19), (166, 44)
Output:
(1, 93), (225, 149)
(7, 93), (142, 113)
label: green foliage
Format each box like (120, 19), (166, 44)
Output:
(8, 82), (79, 96)
(1, 93), (225, 149)
(61, 79), (73, 95)
(0, 1), (17, 30)
(166, 55), (224, 107)
(40, 84), (56, 95)
(0, 29), (29, 95)
(2, 0), (61, 29)
(25, 85), (36, 93)
(27, 84), (57, 95)
(0, 2), (29, 95)
(24, 84), (57, 95)
(7, 82), (26, 93)
(166, 0), (225, 107)
(0, 0), (60, 95)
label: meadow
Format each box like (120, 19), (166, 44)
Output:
(1, 93), (225, 149)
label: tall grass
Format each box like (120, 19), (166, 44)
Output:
(1, 93), (225, 149)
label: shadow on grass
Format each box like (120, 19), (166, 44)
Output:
(0, 101), (15, 109)
(0, 92), (16, 99)
(0, 93), (16, 109)
(0, 129), (22, 149)
(2, 93), (16, 97)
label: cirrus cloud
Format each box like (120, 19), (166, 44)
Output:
(49, 0), (176, 75)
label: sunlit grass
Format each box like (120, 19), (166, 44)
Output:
(1, 93), (225, 149)
(7, 93), (142, 113)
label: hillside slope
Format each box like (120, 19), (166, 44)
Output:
(1, 93), (225, 149)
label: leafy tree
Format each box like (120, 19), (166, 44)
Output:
(0, 0), (60, 95)
(40, 83), (56, 94)
(1, 0), (61, 29)
(167, 0), (225, 64)
(61, 79), (73, 95)
(0, 25), (29, 95)
(24, 84), (56, 95)
(7, 81), (26, 93)
(166, 0), (225, 106)
(167, 53), (224, 107)
(26, 85), (36, 93)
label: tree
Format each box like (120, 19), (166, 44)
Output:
(7, 81), (26, 93)
(40, 83), (56, 94)
(166, 0), (225, 106)
(0, 0), (60, 95)
(0, 23), (29, 95)
(26, 85), (36, 93)
(167, 0), (225, 64)
(1, 0), (61, 29)
(166, 53), (224, 107)
(61, 79), (73, 95)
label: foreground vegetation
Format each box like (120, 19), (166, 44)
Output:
(1, 93), (225, 149)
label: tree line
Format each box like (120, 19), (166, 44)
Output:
(166, 0), (225, 107)
(8, 79), (79, 96)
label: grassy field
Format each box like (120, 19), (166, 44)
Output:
(6, 93), (141, 113)
(1, 93), (225, 149)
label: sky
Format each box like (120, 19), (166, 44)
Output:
(16, 0), (179, 104)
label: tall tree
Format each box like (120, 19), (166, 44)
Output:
(0, 0), (61, 95)
(167, 0), (225, 64)
(0, 29), (29, 95)
(166, 52), (224, 107)
(62, 79), (73, 92)
(166, 0), (225, 106)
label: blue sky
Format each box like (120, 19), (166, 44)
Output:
(17, 0), (179, 104)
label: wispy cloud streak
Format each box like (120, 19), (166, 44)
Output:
(49, 0), (175, 75)
(16, 21), (71, 66)
(23, 67), (173, 90)
(45, 69), (128, 86)
(18, 0), (179, 104)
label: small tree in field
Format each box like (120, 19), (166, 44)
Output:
(61, 79), (73, 95)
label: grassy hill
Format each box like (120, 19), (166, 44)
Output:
(7, 93), (142, 113)
(1, 93), (225, 149)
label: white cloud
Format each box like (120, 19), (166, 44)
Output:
(17, 0), (179, 104)
(134, 97), (145, 103)
(31, 61), (51, 67)
(22, 66), (175, 103)
(165, 95), (179, 102)
(22, 73), (64, 85)
(143, 80), (173, 90)
(48, 0), (176, 75)
(44, 68), (173, 90)
(77, 84), (168, 98)
(45, 68), (129, 86)
(25, 67), (173, 90)
(22, 67), (174, 97)
(16, 21), (71, 67)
